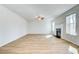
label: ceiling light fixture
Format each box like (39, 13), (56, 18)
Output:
(35, 15), (44, 20)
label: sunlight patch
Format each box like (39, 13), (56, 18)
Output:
(45, 35), (52, 38)
(69, 46), (78, 54)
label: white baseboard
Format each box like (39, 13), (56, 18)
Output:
(0, 33), (28, 47)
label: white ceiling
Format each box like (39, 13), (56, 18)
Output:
(2, 4), (77, 22)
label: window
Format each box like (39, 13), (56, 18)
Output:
(52, 22), (55, 32)
(66, 13), (76, 35)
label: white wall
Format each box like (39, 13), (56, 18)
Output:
(0, 5), (28, 47)
(52, 5), (79, 46)
(28, 20), (51, 34)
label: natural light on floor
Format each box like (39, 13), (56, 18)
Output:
(68, 46), (78, 54)
(45, 35), (52, 38)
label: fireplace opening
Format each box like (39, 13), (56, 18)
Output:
(56, 28), (61, 38)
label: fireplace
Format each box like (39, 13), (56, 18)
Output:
(56, 28), (61, 38)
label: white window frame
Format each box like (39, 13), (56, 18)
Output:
(66, 13), (77, 35)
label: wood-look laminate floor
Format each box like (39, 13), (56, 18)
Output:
(0, 34), (79, 54)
